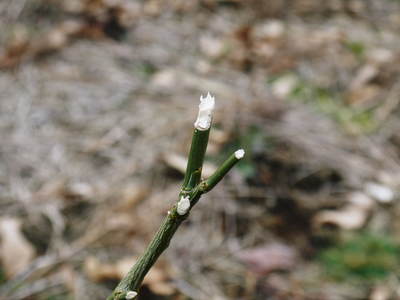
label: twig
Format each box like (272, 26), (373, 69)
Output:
(107, 93), (244, 300)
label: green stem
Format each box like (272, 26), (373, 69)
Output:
(107, 208), (186, 300)
(201, 151), (242, 193)
(181, 128), (210, 191)
(107, 150), (243, 299)
(108, 97), (243, 299)
(190, 151), (243, 207)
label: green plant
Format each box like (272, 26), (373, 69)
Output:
(319, 233), (400, 281)
(0, 267), (5, 286)
(108, 93), (244, 300)
(344, 40), (366, 60)
(289, 76), (377, 133)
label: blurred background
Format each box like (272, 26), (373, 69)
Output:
(1, 0), (400, 299)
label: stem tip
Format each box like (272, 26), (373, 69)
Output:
(234, 149), (245, 159)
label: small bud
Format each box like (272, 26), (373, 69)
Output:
(177, 196), (190, 215)
(194, 92), (215, 131)
(126, 291), (138, 299)
(234, 149), (245, 159)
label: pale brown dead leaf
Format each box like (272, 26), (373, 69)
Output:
(346, 84), (380, 106)
(236, 242), (298, 275)
(163, 152), (217, 178)
(199, 35), (225, 59)
(370, 284), (391, 300)
(313, 207), (367, 230)
(84, 256), (174, 295)
(0, 217), (36, 278)
(313, 192), (374, 230)
(116, 183), (150, 211)
(207, 128), (231, 155)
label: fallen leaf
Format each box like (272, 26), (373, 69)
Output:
(116, 183), (150, 211)
(163, 153), (216, 178)
(270, 74), (298, 98)
(365, 182), (394, 203)
(313, 206), (367, 230)
(347, 192), (375, 210)
(370, 284), (391, 300)
(349, 65), (378, 91)
(346, 84), (380, 106)
(313, 192), (374, 230)
(252, 20), (285, 40)
(151, 69), (178, 90)
(0, 217), (36, 278)
(236, 242), (298, 275)
(199, 35), (225, 59)
(84, 256), (175, 295)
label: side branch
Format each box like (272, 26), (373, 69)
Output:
(107, 93), (243, 300)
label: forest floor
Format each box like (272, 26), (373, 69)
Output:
(1, 1), (400, 299)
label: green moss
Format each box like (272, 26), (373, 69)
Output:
(270, 74), (378, 134)
(135, 62), (157, 79)
(345, 41), (366, 60)
(0, 267), (5, 286)
(319, 233), (400, 281)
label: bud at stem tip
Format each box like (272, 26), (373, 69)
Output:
(194, 92), (215, 131)
(235, 149), (245, 159)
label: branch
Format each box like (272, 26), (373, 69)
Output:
(107, 93), (244, 300)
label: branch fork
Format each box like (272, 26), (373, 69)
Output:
(108, 93), (244, 300)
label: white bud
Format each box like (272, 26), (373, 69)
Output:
(235, 149), (245, 159)
(194, 92), (215, 131)
(126, 291), (138, 299)
(177, 196), (190, 215)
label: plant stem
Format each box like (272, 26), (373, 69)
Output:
(181, 128), (210, 191)
(107, 94), (243, 300)
(107, 208), (187, 300)
(199, 150), (245, 194)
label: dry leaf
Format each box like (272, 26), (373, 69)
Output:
(84, 256), (134, 282)
(313, 192), (374, 230)
(199, 35), (225, 59)
(163, 153), (216, 178)
(116, 183), (150, 211)
(207, 128), (231, 154)
(236, 242), (297, 275)
(0, 217), (36, 278)
(270, 74), (298, 98)
(349, 65), (378, 91)
(84, 256), (174, 295)
(347, 191), (375, 210)
(151, 69), (179, 90)
(313, 207), (367, 230)
(365, 182), (394, 203)
(144, 267), (175, 295)
(370, 284), (391, 300)
(346, 84), (380, 106)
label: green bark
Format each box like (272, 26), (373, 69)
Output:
(107, 104), (243, 300)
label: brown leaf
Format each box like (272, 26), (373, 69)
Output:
(313, 207), (367, 230)
(313, 192), (374, 230)
(370, 284), (391, 300)
(84, 256), (175, 295)
(236, 242), (298, 275)
(116, 183), (150, 211)
(0, 217), (36, 278)
(163, 152), (216, 178)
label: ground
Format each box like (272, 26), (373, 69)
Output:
(1, 1), (400, 299)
